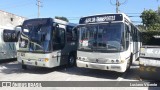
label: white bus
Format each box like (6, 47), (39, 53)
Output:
(76, 13), (141, 72)
(17, 18), (77, 69)
(0, 26), (19, 61)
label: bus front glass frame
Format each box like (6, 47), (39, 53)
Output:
(77, 22), (126, 53)
(20, 19), (63, 53)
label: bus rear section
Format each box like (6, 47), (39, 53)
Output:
(0, 28), (19, 60)
(76, 13), (141, 73)
(17, 18), (77, 69)
(139, 33), (160, 80)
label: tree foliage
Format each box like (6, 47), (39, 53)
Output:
(140, 7), (160, 45)
(55, 16), (69, 22)
(158, 7), (160, 15)
(140, 9), (159, 27)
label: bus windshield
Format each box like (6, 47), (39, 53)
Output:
(21, 19), (52, 52)
(78, 23), (124, 52)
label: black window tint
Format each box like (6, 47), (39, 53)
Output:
(125, 24), (130, 50)
(66, 26), (74, 42)
(60, 28), (65, 48)
(53, 28), (61, 50)
(3, 29), (18, 42)
(52, 27), (65, 50)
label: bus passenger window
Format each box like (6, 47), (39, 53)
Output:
(52, 27), (65, 50)
(66, 26), (74, 42)
(3, 29), (18, 42)
(124, 24), (130, 50)
(59, 28), (65, 48)
(52, 28), (61, 50)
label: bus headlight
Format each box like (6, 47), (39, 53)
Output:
(82, 58), (86, 61)
(77, 57), (87, 61)
(111, 60), (114, 63)
(44, 58), (49, 62)
(120, 60), (125, 63)
(110, 59), (123, 64)
(116, 60), (119, 63)
(38, 58), (49, 62)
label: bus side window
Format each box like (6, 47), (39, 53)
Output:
(52, 26), (61, 50)
(59, 28), (65, 48)
(52, 26), (66, 50)
(130, 25), (134, 42)
(3, 29), (18, 42)
(66, 26), (74, 42)
(72, 28), (77, 41)
(125, 24), (130, 50)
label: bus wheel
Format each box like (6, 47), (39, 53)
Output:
(68, 55), (76, 67)
(22, 64), (27, 69)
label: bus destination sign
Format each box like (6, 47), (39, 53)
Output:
(79, 14), (123, 24)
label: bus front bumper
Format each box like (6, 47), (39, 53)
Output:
(76, 60), (127, 72)
(17, 52), (57, 68)
(18, 58), (51, 68)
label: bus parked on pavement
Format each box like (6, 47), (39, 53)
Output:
(0, 26), (20, 60)
(17, 18), (77, 69)
(75, 13), (141, 73)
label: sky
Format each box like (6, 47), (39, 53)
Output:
(0, 0), (160, 24)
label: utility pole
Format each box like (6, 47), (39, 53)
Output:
(36, 0), (42, 18)
(110, 0), (127, 13)
(116, 0), (120, 13)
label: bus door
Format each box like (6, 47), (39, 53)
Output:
(52, 24), (65, 65)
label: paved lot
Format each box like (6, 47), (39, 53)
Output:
(0, 60), (159, 90)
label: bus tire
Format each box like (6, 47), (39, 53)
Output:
(68, 54), (76, 67)
(22, 64), (27, 69)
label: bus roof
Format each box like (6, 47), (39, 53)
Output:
(79, 13), (131, 24)
(53, 18), (76, 27)
(23, 18), (76, 27)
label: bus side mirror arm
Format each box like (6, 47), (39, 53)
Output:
(14, 25), (22, 42)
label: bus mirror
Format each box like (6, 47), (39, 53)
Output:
(56, 24), (59, 29)
(53, 23), (59, 28)
(14, 25), (22, 42)
(53, 23), (59, 33)
(53, 23), (57, 27)
(15, 25), (22, 30)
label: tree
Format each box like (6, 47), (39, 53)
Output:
(140, 8), (160, 31)
(158, 7), (160, 15)
(55, 16), (69, 22)
(140, 7), (160, 44)
(140, 9), (159, 27)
